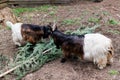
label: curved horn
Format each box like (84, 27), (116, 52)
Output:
(52, 20), (56, 31)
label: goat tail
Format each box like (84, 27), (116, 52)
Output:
(5, 21), (14, 28)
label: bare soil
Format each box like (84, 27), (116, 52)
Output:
(0, 0), (120, 80)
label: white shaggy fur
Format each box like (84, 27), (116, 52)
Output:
(6, 21), (23, 46)
(83, 33), (113, 69)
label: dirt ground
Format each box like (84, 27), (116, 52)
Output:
(0, 0), (120, 80)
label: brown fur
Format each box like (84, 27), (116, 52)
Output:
(107, 46), (114, 64)
(61, 37), (84, 60)
(21, 28), (44, 44)
(21, 24), (52, 44)
(97, 57), (107, 69)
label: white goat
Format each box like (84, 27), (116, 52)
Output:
(83, 33), (114, 69)
(6, 21), (52, 46)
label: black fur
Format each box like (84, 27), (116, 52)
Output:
(52, 27), (85, 62)
(21, 24), (52, 44)
(22, 24), (52, 38)
(43, 25), (52, 38)
(22, 24), (43, 31)
(52, 28), (84, 49)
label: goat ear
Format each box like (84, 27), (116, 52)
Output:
(52, 25), (58, 31)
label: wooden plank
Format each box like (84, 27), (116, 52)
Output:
(0, 0), (8, 2)
(9, 0), (71, 1)
(8, 0), (72, 4)
(8, 1), (50, 4)
(9, 0), (48, 1)
(0, 0), (8, 4)
(0, 3), (8, 9)
(0, 0), (8, 9)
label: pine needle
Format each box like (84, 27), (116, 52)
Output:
(0, 45), (58, 78)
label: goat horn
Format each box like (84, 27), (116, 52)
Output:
(52, 20), (56, 31)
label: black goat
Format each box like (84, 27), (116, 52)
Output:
(52, 27), (85, 62)
(51, 27), (114, 69)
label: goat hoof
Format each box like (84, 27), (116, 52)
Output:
(97, 64), (106, 70)
(72, 56), (78, 60)
(15, 45), (19, 48)
(61, 58), (66, 63)
(56, 46), (60, 49)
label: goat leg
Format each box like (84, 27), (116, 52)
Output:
(61, 50), (70, 63)
(61, 58), (67, 63)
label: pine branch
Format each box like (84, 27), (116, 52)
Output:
(0, 65), (21, 78)
(0, 47), (53, 78)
